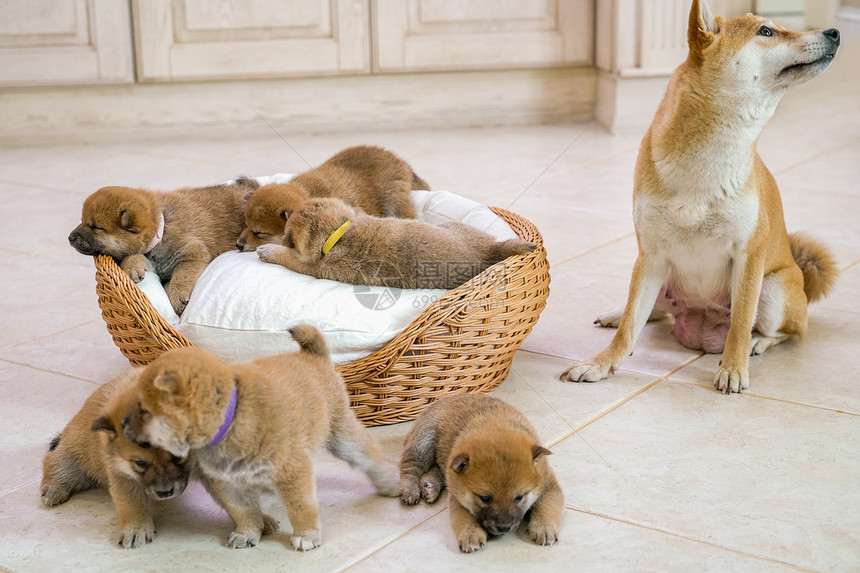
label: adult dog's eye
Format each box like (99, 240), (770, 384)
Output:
(757, 26), (773, 37)
(478, 495), (493, 504)
(134, 459), (149, 469)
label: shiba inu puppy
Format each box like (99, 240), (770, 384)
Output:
(400, 394), (563, 553)
(41, 369), (190, 548)
(236, 145), (427, 251)
(561, 0), (840, 393)
(256, 197), (535, 289)
(69, 178), (258, 314)
(121, 326), (398, 551)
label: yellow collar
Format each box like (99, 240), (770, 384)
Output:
(321, 220), (352, 255)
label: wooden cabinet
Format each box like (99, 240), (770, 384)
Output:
(0, 0), (133, 86)
(372, 0), (592, 72)
(132, 0), (371, 82)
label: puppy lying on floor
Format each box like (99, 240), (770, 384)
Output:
(121, 325), (399, 551)
(41, 368), (190, 548)
(69, 178), (258, 314)
(256, 197), (535, 289)
(236, 145), (428, 251)
(400, 394), (564, 553)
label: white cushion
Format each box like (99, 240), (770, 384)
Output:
(137, 179), (519, 365)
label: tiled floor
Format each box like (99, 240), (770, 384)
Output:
(2, 40), (859, 573)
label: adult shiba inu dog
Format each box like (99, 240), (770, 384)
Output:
(236, 145), (427, 252)
(400, 394), (563, 553)
(41, 369), (190, 548)
(121, 326), (398, 551)
(561, 0), (839, 393)
(69, 178), (258, 315)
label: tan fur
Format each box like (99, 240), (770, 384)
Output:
(121, 326), (398, 551)
(561, 0), (840, 393)
(69, 178), (258, 314)
(256, 197), (535, 289)
(400, 394), (563, 553)
(237, 145), (427, 251)
(41, 369), (190, 548)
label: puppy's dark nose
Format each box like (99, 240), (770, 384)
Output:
(495, 524), (512, 534)
(156, 488), (174, 499)
(236, 238), (245, 251)
(823, 28), (840, 46)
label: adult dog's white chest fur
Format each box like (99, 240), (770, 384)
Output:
(636, 148), (760, 307)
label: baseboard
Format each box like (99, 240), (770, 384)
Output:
(0, 67), (596, 144)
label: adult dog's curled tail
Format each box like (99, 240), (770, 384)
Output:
(789, 232), (838, 303)
(289, 324), (329, 358)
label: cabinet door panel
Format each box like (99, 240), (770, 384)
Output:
(133, 0), (369, 81)
(373, 0), (592, 72)
(0, 0), (133, 86)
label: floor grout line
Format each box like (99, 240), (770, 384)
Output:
(550, 231), (635, 269)
(563, 505), (815, 572)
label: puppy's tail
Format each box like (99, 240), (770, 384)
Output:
(789, 232), (838, 304)
(289, 324), (329, 359)
(491, 239), (536, 262)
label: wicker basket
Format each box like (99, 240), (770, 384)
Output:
(93, 207), (550, 426)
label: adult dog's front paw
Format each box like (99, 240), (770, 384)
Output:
(559, 360), (613, 383)
(290, 529), (321, 551)
(713, 364), (749, 394)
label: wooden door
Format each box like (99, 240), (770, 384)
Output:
(132, 0), (370, 82)
(0, 0), (133, 86)
(372, 0), (592, 72)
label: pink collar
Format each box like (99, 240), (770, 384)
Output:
(144, 213), (165, 254)
(208, 386), (237, 447)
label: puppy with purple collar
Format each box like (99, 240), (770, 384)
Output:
(120, 326), (398, 551)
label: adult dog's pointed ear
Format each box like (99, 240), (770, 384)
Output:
(688, 0), (717, 66)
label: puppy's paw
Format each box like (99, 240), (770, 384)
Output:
(256, 244), (288, 264)
(120, 254), (149, 283)
(40, 482), (71, 506)
(290, 529), (321, 551)
(594, 308), (623, 328)
(374, 473), (401, 497)
(559, 361), (613, 383)
(400, 482), (422, 505)
(457, 526), (487, 553)
(117, 522), (155, 549)
(528, 521), (559, 546)
(226, 530), (261, 549)
(713, 364), (749, 394)
(261, 514), (280, 536)
(421, 478), (442, 504)
(168, 292), (189, 316)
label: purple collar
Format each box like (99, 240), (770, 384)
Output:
(208, 386), (237, 447)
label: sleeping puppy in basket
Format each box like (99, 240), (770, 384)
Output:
(41, 368), (191, 549)
(256, 197), (536, 289)
(68, 178), (259, 314)
(236, 145), (429, 252)
(400, 394), (564, 553)
(121, 325), (399, 551)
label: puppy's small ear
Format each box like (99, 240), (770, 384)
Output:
(120, 210), (137, 231)
(450, 454), (470, 474)
(532, 445), (552, 464)
(91, 416), (117, 438)
(153, 372), (179, 394)
(280, 210), (290, 222)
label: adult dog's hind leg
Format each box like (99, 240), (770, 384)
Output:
(750, 265), (807, 356)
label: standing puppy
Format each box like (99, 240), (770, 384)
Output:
(561, 0), (839, 393)
(400, 394), (563, 553)
(236, 145), (428, 251)
(121, 326), (398, 551)
(69, 178), (257, 314)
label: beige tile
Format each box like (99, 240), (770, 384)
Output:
(0, 361), (98, 495)
(549, 381), (860, 571)
(348, 507), (794, 572)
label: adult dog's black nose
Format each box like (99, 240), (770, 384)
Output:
(823, 28), (840, 46)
